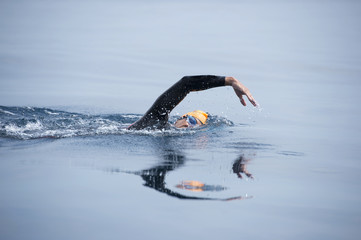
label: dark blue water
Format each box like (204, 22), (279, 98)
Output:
(1, 0), (361, 239)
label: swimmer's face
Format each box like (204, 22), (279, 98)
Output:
(174, 115), (203, 128)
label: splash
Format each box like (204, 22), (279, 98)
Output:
(0, 106), (233, 140)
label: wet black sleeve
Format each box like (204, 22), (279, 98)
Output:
(128, 75), (225, 130)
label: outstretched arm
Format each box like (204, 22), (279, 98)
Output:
(128, 75), (257, 130)
(128, 75), (225, 130)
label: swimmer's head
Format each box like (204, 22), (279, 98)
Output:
(174, 110), (208, 128)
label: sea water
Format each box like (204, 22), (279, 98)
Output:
(1, 0), (361, 239)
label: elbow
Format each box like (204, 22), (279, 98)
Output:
(181, 76), (191, 82)
(179, 75), (192, 86)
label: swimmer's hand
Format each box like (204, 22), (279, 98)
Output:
(225, 76), (258, 107)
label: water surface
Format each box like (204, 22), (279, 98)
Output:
(1, 0), (361, 239)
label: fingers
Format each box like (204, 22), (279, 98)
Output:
(240, 92), (257, 107)
(246, 93), (258, 107)
(232, 80), (258, 107)
(245, 173), (254, 179)
(240, 96), (246, 106)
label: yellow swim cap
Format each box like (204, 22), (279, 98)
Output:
(182, 110), (208, 124)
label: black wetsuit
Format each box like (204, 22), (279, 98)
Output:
(128, 75), (226, 130)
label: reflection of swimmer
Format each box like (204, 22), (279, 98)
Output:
(114, 151), (254, 201)
(176, 180), (226, 192)
(128, 75), (257, 130)
(175, 156), (253, 194)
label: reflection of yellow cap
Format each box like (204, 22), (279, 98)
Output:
(176, 180), (205, 192)
(182, 110), (208, 124)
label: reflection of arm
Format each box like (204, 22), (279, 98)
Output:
(128, 75), (225, 130)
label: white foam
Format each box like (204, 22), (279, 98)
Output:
(45, 110), (60, 115)
(0, 109), (16, 115)
(127, 128), (197, 137)
(25, 121), (43, 131)
(96, 125), (119, 134)
(5, 121), (43, 136)
(122, 114), (140, 118)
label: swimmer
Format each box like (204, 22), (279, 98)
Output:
(128, 75), (257, 130)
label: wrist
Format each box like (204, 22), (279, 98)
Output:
(225, 76), (236, 86)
